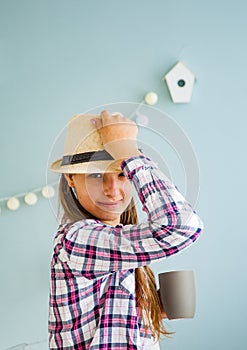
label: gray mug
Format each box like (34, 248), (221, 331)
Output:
(158, 270), (196, 320)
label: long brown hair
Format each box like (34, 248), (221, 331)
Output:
(58, 173), (169, 340)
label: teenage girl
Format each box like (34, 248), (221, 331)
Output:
(48, 110), (204, 349)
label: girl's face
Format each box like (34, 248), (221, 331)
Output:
(65, 171), (133, 226)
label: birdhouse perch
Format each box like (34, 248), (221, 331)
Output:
(163, 61), (196, 103)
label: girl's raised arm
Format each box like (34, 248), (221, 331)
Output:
(59, 155), (203, 276)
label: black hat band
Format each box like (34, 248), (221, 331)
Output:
(61, 150), (114, 166)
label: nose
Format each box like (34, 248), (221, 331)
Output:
(103, 175), (122, 200)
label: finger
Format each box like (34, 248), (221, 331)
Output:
(100, 110), (115, 125)
(90, 117), (103, 129)
(100, 110), (111, 119)
(112, 112), (124, 117)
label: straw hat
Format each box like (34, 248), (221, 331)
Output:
(50, 114), (123, 174)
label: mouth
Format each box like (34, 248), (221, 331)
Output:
(96, 200), (123, 209)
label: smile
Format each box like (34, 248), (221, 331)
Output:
(97, 201), (122, 208)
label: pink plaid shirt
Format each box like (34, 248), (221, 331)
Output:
(48, 156), (204, 349)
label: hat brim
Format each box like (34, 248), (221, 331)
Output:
(49, 158), (123, 174)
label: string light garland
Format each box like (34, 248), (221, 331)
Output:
(0, 91), (158, 215)
(0, 182), (58, 213)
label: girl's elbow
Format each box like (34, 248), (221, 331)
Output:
(196, 214), (204, 233)
(187, 211), (204, 233)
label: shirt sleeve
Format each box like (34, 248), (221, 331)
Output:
(58, 155), (204, 277)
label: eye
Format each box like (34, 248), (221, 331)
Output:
(118, 172), (126, 178)
(88, 173), (103, 179)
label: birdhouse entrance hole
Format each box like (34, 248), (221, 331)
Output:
(177, 79), (186, 87)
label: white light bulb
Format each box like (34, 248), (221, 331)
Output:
(144, 91), (158, 105)
(7, 197), (20, 210)
(136, 113), (149, 127)
(42, 185), (55, 199)
(24, 192), (38, 205)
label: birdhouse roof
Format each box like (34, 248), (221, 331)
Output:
(163, 61), (196, 81)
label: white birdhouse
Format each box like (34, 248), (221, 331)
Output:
(163, 61), (196, 103)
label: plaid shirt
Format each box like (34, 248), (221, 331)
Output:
(48, 156), (204, 349)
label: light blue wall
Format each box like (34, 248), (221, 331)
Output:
(1, 0), (246, 349)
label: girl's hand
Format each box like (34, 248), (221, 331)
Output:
(91, 110), (141, 160)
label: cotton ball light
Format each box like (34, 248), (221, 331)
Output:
(42, 185), (55, 199)
(136, 113), (149, 127)
(144, 91), (158, 105)
(7, 197), (20, 210)
(24, 192), (38, 205)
